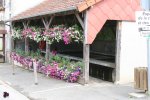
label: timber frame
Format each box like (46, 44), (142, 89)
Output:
(42, 16), (54, 61)
(22, 21), (30, 53)
(11, 9), (117, 85)
(11, 10), (91, 84)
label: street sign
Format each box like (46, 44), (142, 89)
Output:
(136, 11), (150, 37)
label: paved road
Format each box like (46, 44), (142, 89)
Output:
(0, 63), (149, 100)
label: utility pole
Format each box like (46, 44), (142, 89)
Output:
(141, 0), (150, 94)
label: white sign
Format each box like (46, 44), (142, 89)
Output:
(136, 11), (150, 37)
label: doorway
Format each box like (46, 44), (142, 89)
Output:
(90, 20), (117, 82)
(0, 34), (5, 63)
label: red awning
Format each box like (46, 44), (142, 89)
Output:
(0, 30), (7, 34)
(85, 0), (142, 44)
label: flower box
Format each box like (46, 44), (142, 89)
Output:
(11, 51), (83, 83)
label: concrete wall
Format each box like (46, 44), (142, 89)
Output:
(118, 21), (147, 84)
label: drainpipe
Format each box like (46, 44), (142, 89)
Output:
(141, 0), (150, 94)
(7, 0), (12, 63)
(9, 0), (12, 50)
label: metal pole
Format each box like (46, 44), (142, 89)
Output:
(147, 39), (150, 93)
(33, 60), (38, 85)
(141, 0), (150, 93)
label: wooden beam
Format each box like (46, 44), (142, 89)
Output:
(22, 21), (30, 29)
(75, 13), (84, 29)
(90, 58), (115, 68)
(58, 54), (115, 68)
(48, 16), (54, 28)
(86, 0), (95, 6)
(77, 0), (103, 12)
(77, 1), (88, 12)
(22, 21), (30, 53)
(42, 18), (47, 29)
(58, 54), (82, 61)
(42, 16), (54, 29)
(83, 10), (90, 84)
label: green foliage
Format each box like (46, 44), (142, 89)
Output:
(61, 57), (70, 65)
(30, 49), (41, 59)
(70, 24), (84, 43)
(12, 27), (23, 40)
(75, 61), (84, 70)
(15, 48), (25, 56)
(13, 49), (83, 72)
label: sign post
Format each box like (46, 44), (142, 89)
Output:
(136, 11), (150, 93)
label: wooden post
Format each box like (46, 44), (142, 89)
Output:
(115, 21), (122, 83)
(83, 11), (90, 84)
(75, 12), (89, 84)
(23, 21), (40, 85)
(23, 21), (30, 53)
(33, 60), (38, 85)
(25, 38), (29, 52)
(3, 34), (5, 62)
(46, 42), (50, 61)
(42, 16), (54, 61)
(83, 44), (90, 84)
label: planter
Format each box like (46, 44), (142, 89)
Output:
(14, 60), (23, 67)
(11, 52), (82, 83)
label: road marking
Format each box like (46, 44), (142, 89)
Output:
(31, 84), (81, 94)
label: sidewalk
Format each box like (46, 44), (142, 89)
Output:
(0, 63), (149, 100)
(0, 79), (29, 100)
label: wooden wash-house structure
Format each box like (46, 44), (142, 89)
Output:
(10, 0), (141, 84)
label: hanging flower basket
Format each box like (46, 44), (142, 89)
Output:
(12, 24), (83, 44)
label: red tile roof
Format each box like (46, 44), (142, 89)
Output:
(77, 0), (103, 12)
(12, 0), (84, 21)
(12, 0), (142, 44)
(86, 0), (142, 44)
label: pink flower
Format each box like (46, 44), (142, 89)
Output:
(52, 50), (57, 56)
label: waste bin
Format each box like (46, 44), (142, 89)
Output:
(134, 67), (148, 90)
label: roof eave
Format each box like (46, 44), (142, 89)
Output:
(11, 6), (77, 22)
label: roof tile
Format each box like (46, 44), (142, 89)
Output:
(12, 0), (84, 21)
